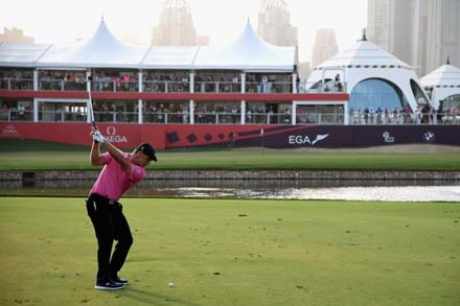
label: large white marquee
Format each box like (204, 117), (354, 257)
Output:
(0, 18), (297, 72)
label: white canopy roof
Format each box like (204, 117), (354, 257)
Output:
(420, 63), (460, 87)
(140, 46), (199, 69)
(0, 42), (51, 67)
(420, 63), (460, 107)
(36, 18), (148, 69)
(306, 38), (430, 111)
(1, 19), (296, 72)
(192, 20), (296, 71)
(314, 40), (411, 70)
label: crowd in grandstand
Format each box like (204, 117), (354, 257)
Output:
(0, 68), (458, 125)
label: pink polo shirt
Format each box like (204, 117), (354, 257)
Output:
(90, 152), (146, 201)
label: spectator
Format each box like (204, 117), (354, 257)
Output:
(421, 104), (430, 124)
(262, 76), (268, 93)
(364, 107), (369, 124)
(206, 75), (214, 92)
(392, 107), (399, 124)
(369, 107), (375, 124)
(231, 107), (238, 124)
(246, 109), (252, 123)
(18, 103), (25, 120)
(375, 106), (383, 124)
(436, 105), (443, 124)
(335, 73), (343, 91)
(2, 104), (9, 121)
(414, 107), (421, 124)
(384, 108), (389, 124)
(452, 106), (458, 124)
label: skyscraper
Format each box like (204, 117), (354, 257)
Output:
(366, 0), (415, 66)
(367, 0), (460, 76)
(0, 27), (34, 43)
(151, 0), (198, 46)
(257, 0), (298, 46)
(423, 0), (460, 75)
(311, 28), (339, 68)
(367, 0), (392, 51)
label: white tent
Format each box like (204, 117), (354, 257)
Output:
(140, 46), (199, 70)
(0, 42), (52, 67)
(1, 19), (297, 72)
(36, 18), (147, 69)
(306, 38), (431, 111)
(193, 20), (297, 72)
(420, 62), (460, 109)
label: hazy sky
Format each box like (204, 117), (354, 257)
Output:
(0, 0), (367, 62)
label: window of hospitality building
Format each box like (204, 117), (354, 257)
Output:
(91, 69), (138, 92)
(246, 73), (292, 93)
(0, 68), (33, 90)
(295, 104), (344, 125)
(38, 101), (88, 122)
(36, 99), (138, 123)
(410, 79), (431, 107)
(441, 94), (460, 109)
(349, 78), (410, 113)
(1, 99), (33, 121)
(439, 94), (460, 124)
(38, 70), (86, 91)
(194, 100), (241, 124)
(93, 100), (138, 123)
(305, 78), (344, 93)
(194, 71), (241, 93)
(246, 102), (291, 124)
(143, 70), (189, 93)
(143, 100), (190, 124)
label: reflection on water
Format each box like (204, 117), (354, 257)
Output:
(177, 186), (460, 202)
(0, 179), (459, 202)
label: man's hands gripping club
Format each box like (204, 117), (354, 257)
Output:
(89, 128), (133, 173)
(91, 129), (106, 143)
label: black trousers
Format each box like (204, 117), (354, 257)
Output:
(86, 193), (133, 283)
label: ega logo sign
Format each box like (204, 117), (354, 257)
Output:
(288, 134), (329, 145)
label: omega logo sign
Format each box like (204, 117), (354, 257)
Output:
(2, 124), (19, 135)
(105, 126), (128, 143)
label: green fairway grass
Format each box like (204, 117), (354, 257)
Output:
(1, 139), (460, 171)
(1, 197), (459, 306)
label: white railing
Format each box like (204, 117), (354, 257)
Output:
(1, 77), (296, 94)
(2, 109), (458, 125)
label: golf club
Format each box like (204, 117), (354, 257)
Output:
(87, 75), (97, 129)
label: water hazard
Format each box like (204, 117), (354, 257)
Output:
(1, 179), (459, 202)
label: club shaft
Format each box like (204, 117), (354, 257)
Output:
(87, 76), (96, 128)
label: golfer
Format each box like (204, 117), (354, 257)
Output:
(86, 129), (157, 290)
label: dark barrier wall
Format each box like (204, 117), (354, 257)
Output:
(247, 125), (460, 148)
(1, 122), (459, 149)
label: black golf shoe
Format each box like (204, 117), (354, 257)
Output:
(111, 275), (129, 285)
(95, 280), (125, 290)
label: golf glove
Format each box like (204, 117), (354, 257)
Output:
(92, 130), (105, 143)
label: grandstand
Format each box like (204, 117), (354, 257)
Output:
(0, 19), (459, 149)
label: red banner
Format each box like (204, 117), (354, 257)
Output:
(0, 122), (272, 149)
(0, 122), (166, 149)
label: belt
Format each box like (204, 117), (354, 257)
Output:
(90, 193), (118, 206)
